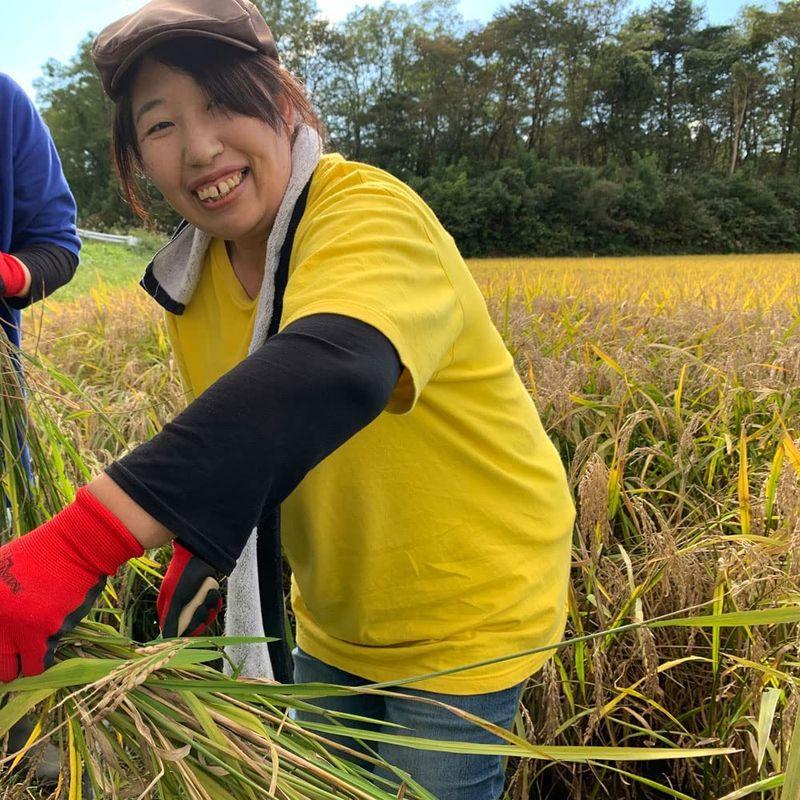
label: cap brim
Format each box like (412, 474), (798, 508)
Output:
(110, 29), (258, 98)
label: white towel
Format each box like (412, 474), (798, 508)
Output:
(222, 123), (324, 679)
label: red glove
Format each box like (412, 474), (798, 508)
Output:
(0, 487), (143, 682)
(0, 252), (28, 297)
(157, 541), (223, 638)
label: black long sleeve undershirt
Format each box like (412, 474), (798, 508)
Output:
(105, 313), (402, 574)
(5, 243), (78, 308)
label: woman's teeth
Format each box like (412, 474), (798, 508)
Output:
(196, 170), (246, 202)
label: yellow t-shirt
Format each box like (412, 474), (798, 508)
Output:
(166, 236), (258, 396)
(166, 153), (575, 694)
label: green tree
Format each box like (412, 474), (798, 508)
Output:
(482, 2), (562, 158)
(639, 0), (704, 172)
(30, 0), (800, 254)
(252, 0), (331, 92)
(770, 1), (800, 174)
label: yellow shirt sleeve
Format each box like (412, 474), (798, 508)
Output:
(280, 176), (464, 413)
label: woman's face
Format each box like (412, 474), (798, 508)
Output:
(131, 58), (292, 244)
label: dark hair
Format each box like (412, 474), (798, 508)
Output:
(112, 38), (325, 220)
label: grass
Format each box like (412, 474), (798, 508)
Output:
(52, 240), (158, 302)
(3, 246), (800, 798)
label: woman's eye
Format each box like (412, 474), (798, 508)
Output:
(145, 121), (172, 136)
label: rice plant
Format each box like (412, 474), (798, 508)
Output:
(1, 297), (729, 799)
(1, 253), (799, 798)
(475, 254), (800, 799)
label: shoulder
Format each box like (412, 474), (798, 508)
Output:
(0, 73), (43, 135)
(308, 153), (426, 212)
(0, 72), (22, 98)
(0, 72), (33, 110)
(304, 153), (442, 241)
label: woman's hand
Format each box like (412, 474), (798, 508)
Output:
(157, 541), (223, 637)
(0, 488), (143, 682)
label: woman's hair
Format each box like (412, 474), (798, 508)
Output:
(112, 37), (325, 220)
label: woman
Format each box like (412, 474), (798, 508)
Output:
(0, 2), (575, 797)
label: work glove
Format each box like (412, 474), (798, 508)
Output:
(0, 487), (144, 682)
(157, 540), (223, 638)
(0, 252), (28, 297)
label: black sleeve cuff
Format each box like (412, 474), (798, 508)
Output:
(104, 461), (239, 574)
(7, 243), (78, 308)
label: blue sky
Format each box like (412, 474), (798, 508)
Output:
(2, 0), (756, 102)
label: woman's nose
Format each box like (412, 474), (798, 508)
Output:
(183, 124), (224, 167)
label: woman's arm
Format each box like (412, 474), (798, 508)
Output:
(6, 75), (80, 306)
(87, 473), (174, 550)
(98, 313), (401, 571)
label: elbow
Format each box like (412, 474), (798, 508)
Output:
(344, 359), (398, 423)
(63, 248), (79, 281)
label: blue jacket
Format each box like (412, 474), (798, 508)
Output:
(0, 72), (80, 348)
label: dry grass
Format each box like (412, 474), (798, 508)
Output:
(23, 287), (186, 473)
(15, 253), (800, 798)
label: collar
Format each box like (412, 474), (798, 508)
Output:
(139, 123), (323, 321)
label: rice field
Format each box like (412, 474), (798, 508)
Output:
(2, 250), (800, 799)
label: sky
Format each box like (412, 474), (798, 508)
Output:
(2, 0), (754, 103)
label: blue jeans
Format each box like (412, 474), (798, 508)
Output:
(292, 646), (524, 800)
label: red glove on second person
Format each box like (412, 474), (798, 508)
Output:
(0, 252), (28, 297)
(0, 487), (144, 682)
(157, 541), (223, 638)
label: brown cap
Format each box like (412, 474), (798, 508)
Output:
(92, 0), (279, 100)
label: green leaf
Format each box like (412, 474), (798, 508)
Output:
(719, 774), (784, 800)
(783, 713), (800, 800)
(756, 688), (781, 771)
(0, 688), (53, 736)
(0, 658), (122, 694)
(652, 607), (800, 628)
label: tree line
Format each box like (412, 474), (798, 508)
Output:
(35, 0), (800, 256)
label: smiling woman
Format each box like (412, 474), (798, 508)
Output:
(119, 46), (304, 293)
(111, 37), (324, 226)
(109, 36), (328, 297)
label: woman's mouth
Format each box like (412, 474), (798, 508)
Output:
(193, 168), (249, 207)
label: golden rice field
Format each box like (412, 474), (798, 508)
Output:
(4, 251), (800, 799)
